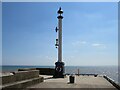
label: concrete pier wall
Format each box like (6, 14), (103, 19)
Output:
(18, 68), (36, 71)
(103, 75), (120, 90)
(36, 68), (55, 75)
(18, 68), (55, 75)
(1, 70), (44, 89)
(2, 70), (39, 85)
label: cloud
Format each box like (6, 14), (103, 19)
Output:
(92, 43), (106, 48)
(84, 13), (104, 20)
(72, 40), (106, 49)
(72, 41), (87, 46)
(80, 41), (87, 44)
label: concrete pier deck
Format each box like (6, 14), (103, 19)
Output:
(28, 75), (117, 89)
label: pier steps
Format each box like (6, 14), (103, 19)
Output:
(2, 77), (43, 89)
(1, 70), (44, 89)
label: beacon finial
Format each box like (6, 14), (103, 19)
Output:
(57, 7), (63, 14)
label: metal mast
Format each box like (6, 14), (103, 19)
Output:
(57, 7), (63, 62)
(54, 7), (64, 78)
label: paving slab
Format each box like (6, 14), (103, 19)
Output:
(28, 75), (117, 89)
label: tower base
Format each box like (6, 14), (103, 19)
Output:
(53, 61), (65, 78)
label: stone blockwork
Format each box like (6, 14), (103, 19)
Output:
(2, 77), (43, 89)
(2, 70), (39, 85)
(1, 70), (44, 89)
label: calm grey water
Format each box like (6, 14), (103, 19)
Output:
(1, 65), (118, 83)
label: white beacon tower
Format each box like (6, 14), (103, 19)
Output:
(54, 7), (65, 78)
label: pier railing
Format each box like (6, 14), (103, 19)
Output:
(65, 73), (98, 77)
(103, 75), (120, 90)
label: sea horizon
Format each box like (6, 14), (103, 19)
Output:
(1, 65), (118, 67)
(1, 65), (118, 83)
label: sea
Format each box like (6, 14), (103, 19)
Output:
(1, 65), (119, 83)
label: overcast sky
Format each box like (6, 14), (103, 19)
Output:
(2, 2), (118, 66)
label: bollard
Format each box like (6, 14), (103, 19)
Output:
(69, 75), (75, 83)
(78, 69), (79, 76)
(94, 74), (97, 77)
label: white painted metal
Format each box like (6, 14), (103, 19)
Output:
(58, 18), (62, 62)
